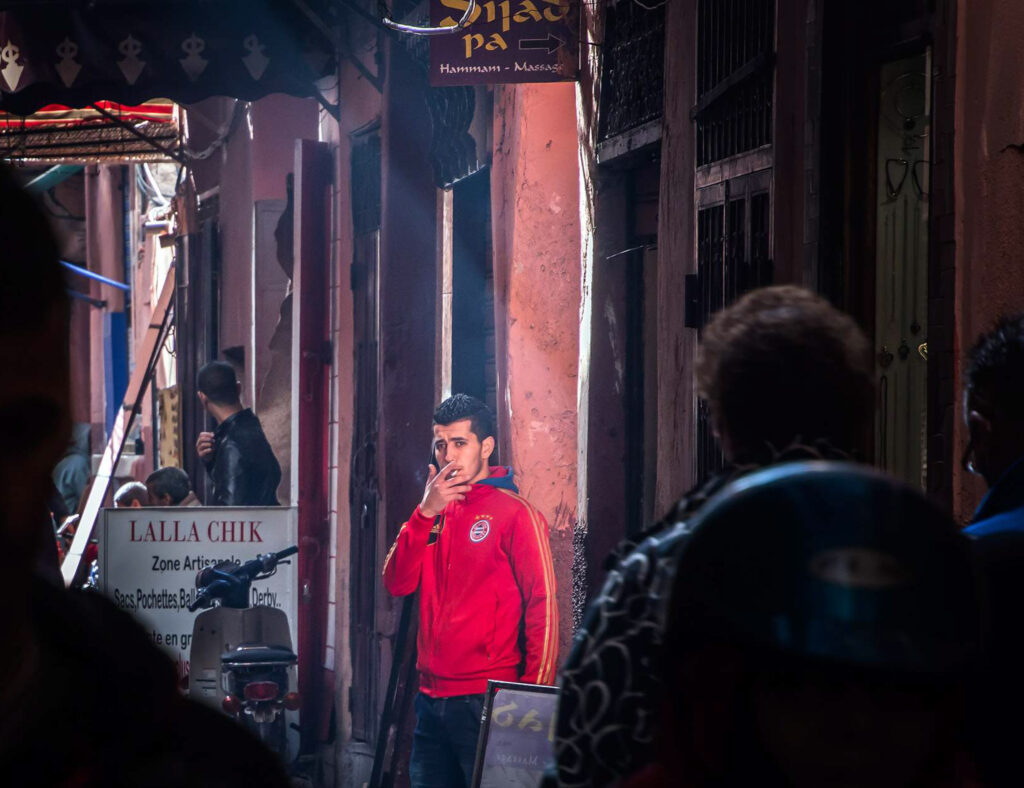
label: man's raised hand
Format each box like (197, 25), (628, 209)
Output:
(196, 431), (215, 459)
(419, 461), (470, 519)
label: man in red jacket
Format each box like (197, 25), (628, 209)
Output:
(383, 393), (559, 788)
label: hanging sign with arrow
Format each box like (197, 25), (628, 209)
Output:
(430, 0), (579, 86)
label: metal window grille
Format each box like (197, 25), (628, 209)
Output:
(694, 189), (773, 483)
(598, 0), (666, 142)
(351, 134), (381, 237)
(724, 198), (745, 305)
(750, 191), (771, 281)
(694, 0), (775, 165)
(696, 204), (725, 482)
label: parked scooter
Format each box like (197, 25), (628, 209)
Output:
(186, 546), (301, 756)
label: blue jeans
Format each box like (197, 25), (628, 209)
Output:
(410, 692), (486, 788)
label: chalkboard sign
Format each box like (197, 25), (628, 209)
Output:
(470, 680), (558, 788)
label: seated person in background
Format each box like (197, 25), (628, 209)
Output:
(626, 463), (981, 788)
(37, 480), (69, 584)
(76, 481), (146, 583)
(53, 422), (91, 514)
(113, 481), (149, 509)
(55, 514), (80, 559)
(146, 466), (200, 507)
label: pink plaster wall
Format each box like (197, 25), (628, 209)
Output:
(84, 165), (125, 445)
(322, 50), (382, 757)
(53, 174), (91, 427)
(191, 95), (319, 406)
(953, 0), (1024, 523)
(68, 299), (91, 427)
(326, 61), (380, 749)
(491, 83), (581, 662)
(216, 107), (255, 390)
(252, 95), (321, 202)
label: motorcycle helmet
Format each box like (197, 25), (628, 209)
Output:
(665, 461), (981, 676)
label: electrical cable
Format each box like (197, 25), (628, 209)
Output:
(136, 167), (162, 208)
(142, 162), (170, 205)
(381, 0), (477, 35)
(179, 100), (247, 162)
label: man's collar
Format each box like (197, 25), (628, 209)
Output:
(214, 407), (250, 435)
(974, 454), (1024, 523)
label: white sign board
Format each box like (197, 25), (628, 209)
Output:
(99, 507), (299, 681)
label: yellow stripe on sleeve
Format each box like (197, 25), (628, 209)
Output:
(497, 489), (558, 683)
(381, 524), (406, 577)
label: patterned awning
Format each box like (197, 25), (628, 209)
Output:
(0, 99), (175, 128)
(0, 100), (179, 163)
(0, 1), (336, 117)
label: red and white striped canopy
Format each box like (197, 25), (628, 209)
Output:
(0, 100), (175, 130)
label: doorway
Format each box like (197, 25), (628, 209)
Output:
(348, 132), (382, 746)
(818, 0), (952, 495)
(450, 168), (498, 417)
(873, 54), (930, 488)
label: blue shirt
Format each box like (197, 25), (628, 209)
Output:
(964, 456), (1024, 537)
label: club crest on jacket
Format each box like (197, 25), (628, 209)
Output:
(469, 520), (491, 543)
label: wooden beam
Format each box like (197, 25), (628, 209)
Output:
(292, 139), (334, 750)
(440, 188), (454, 401)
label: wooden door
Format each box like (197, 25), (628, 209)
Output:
(292, 139), (333, 750)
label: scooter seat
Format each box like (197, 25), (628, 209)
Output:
(221, 644), (297, 665)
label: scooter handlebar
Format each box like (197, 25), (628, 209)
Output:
(255, 545), (299, 573)
(188, 578), (230, 612)
(188, 546), (299, 611)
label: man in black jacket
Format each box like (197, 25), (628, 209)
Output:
(195, 361), (282, 506)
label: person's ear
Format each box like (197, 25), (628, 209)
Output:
(198, 391), (208, 407)
(967, 409), (992, 442)
(481, 435), (495, 461)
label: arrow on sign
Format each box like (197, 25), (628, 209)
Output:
(519, 33), (566, 54)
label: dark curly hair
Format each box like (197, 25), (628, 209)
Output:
(696, 286), (874, 461)
(146, 467), (192, 505)
(433, 393), (495, 442)
(197, 361), (240, 406)
(966, 313), (1024, 421)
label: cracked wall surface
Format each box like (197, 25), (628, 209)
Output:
(492, 82), (582, 662)
(953, 0), (1024, 522)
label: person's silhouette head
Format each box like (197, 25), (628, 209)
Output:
(963, 314), (1024, 486)
(197, 360), (242, 423)
(113, 481), (149, 509)
(145, 467), (192, 506)
(662, 463), (979, 788)
(697, 286), (874, 462)
(0, 166), (71, 579)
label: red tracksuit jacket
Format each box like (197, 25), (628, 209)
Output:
(382, 467), (558, 696)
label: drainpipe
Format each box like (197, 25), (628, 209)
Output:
(122, 165), (136, 451)
(102, 168), (131, 436)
